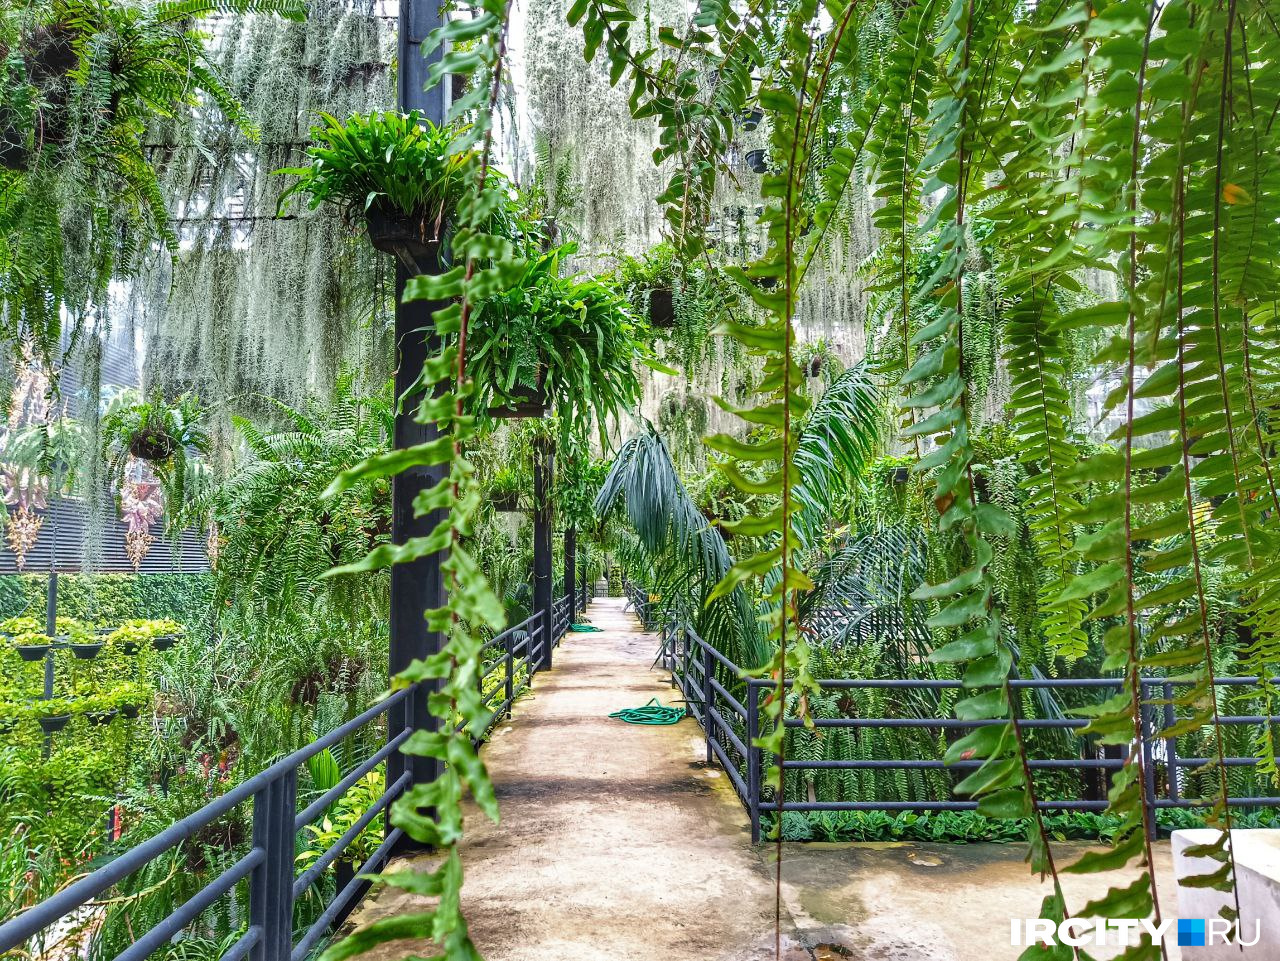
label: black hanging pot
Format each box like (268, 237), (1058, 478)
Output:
(806, 356), (822, 378)
(152, 635), (177, 651)
(488, 366), (549, 420)
(891, 466), (910, 484)
(38, 714), (70, 733)
(648, 288), (675, 328)
(129, 428), (178, 462)
(87, 709), (118, 726)
(490, 492), (520, 512)
(0, 131), (28, 171)
(365, 205), (445, 275)
(15, 643), (51, 662)
(71, 642), (104, 660)
(121, 704), (140, 720)
(740, 107), (763, 131)
(745, 149), (768, 174)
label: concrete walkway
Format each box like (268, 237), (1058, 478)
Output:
(346, 597), (1177, 961)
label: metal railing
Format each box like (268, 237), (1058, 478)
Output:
(660, 621), (1280, 843)
(0, 685), (416, 961)
(0, 589), (592, 961)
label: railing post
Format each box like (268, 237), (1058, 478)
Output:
(1139, 679), (1158, 839)
(532, 436), (555, 671)
(746, 680), (761, 844)
(1163, 680), (1179, 804)
(249, 768), (297, 961)
(504, 631), (514, 715)
(701, 636), (714, 765)
(564, 526), (577, 620)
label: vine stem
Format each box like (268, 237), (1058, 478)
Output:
(1120, 3), (1168, 954)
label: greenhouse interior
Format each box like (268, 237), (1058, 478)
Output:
(0, 0), (1278, 958)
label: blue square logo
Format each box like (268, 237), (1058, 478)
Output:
(1178, 919), (1206, 947)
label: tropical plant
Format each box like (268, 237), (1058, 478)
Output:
(277, 111), (475, 243)
(101, 389), (209, 530)
(0, 0), (304, 358)
(186, 374), (393, 628)
(469, 241), (648, 434)
(591, 0), (1280, 947)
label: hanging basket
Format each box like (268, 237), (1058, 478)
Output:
(71, 642), (104, 660)
(805, 356), (823, 378)
(648, 288), (675, 328)
(487, 366), (549, 420)
(490, 492), (520, 512)
(129, 428), (178, 462)
(153, 635), (177, 651)
(38, 713), (70, 733)
(15, 642), (51, 662)
(740, 107), (763, 131)
(87, 709), (118, 726)
(745, 149), (769, 174)
(365, 206), (444, 275)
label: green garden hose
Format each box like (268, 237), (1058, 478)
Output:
(570, 624), (603, 632)
(608, 698), (685, 725)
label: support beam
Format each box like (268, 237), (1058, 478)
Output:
(387, 0), (446, 842)
(532, 436), (555, 671)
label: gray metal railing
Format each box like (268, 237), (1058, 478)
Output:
(659, 621), (1280, 843)
(0, 587), (594, 961)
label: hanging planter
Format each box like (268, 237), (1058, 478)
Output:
(13, 640), (51, 662)
(648, 288), (676, 328)
(740, 107), (763, 131)
(38, 713), (70, 733)
(152, 634), (177, 651)
(891, 467), (910, 484)
(121, 704), (140, 720)
(487, 366), (549, 420)
(364, 205), (444, 275)
(745, 149), (768, 173)
(806, 356), (823, 378)
(490, 492), (520, 512)
(87, 709), (118, 726)
(278, 111), (471, 277)
(71, 641), (104, 660)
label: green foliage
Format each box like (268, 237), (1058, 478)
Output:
(314, 1), (524, 956)
(277, 111), (474, 234)
(0, 0), (303, 358)
(188, 373), (392, 629)
(0, 572), (212, 624)
(470, 241), (647, 436)
(101, 388), (210, 526)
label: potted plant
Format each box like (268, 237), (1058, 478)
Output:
(8, 630), (51, 662)
(278, 111), (477, 275)
(616, 243), (677, 328)
(34, 698), (72, 733)
(101, 390), (209, 544)
(796, 339), (842, 380)
(745, 148), (768, 173)
(470, 242), (646, 429)
(489, 468), (522, 512)
(82, 693), (119, 726)
(70, 638), (104, 659)
(112, 681), (150, 719)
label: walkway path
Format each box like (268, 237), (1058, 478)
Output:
(350, 596), (787, 961)
(347, 597), (1175, 961)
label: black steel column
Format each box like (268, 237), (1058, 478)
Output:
(564, 526), (576, 619)
(387, 0), (446, 837)
(532, 436), (555, 671)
